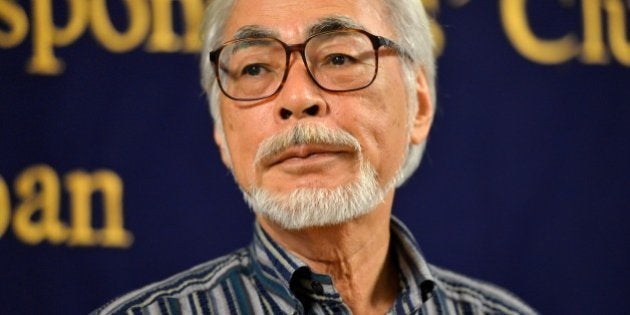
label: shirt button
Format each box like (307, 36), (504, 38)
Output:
(311, 281), (324, 295)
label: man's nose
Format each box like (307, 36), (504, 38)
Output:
(275, 54), (328, 121)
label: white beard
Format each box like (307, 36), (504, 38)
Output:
(241, 122), (403, 230)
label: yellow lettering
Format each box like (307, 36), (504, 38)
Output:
(12, 165), (66, 245)
(604, 0), (630, 66)
(0, 176), (10, 238)
(95, 170), (133, 247)
(422, 0), (438, 10)
(27, 0), (89, 75)
(65, 169), (133, 248)
(91, 0), (150, 52)
(64, 171), (96, 246)
(147, 0), (180, 52)
(500, 0), (579, 64)
(581, 0), (609, 63)
(146, 0), (204, 52)
(422, 0), (445, 57)
(0, 0), (29, 48)
(179, 0), (204, 52)
(55, 0), (89, 46)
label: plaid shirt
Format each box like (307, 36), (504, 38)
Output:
(93, 217), (536, 314)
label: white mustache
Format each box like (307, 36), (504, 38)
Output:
(254, 123), (361, 166)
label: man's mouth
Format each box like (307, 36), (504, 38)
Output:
(264, 145), (354, 168)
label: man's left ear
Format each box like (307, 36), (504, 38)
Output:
(410, 68), (434, 145)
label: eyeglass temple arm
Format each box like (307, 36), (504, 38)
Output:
(377, 36), (412, 61)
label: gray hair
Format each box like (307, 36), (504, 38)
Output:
(200, 0), (436, 185)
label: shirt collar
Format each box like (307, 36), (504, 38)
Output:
(249, 216), (436, 313)
(390, 216), (437, 312)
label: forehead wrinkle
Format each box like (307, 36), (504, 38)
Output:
(229, 16), (367, 43)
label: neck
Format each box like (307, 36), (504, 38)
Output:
(257, 191), (398, 315)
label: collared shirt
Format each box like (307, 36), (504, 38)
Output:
(93, 217), (536, 314)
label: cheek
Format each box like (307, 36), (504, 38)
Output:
(221, 106), (272, 184)
(339, 91), (409, 157)
(356, 85), (409, 135)
(345, 82), (411, 174)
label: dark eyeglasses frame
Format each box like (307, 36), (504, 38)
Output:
(209, 28), (406, 101)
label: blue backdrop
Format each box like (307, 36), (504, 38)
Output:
(1, 1), (629, 314)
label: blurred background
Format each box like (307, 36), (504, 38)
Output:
(1, 1), (628, 314)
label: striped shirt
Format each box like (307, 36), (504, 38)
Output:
(92, 217), (536, 314)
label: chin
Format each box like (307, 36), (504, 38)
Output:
(242, 162), (389, 230)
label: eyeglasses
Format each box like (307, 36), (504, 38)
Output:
(209, 28), (405, 101)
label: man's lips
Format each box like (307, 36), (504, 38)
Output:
(263, 145), (354, 168)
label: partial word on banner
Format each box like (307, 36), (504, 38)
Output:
(0, 164), (134, 248)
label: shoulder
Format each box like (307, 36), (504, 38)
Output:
(92, 247), (252, 315)
(428, 264), (537, 315)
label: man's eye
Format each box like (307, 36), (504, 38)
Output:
(241, 64), (263, 76)
(328, 54), (353, 66)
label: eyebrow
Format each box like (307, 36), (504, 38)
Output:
(232, 25), (278, 40)
(307, 16), (365, 37)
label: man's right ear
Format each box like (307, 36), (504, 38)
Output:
(214, 127), (233, 169)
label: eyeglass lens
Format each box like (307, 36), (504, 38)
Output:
(216, 30), (377, 100)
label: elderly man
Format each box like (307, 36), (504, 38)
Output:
(94, 0), (536, 314)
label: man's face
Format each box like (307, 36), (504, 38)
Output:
(216, 0), (431, 209)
